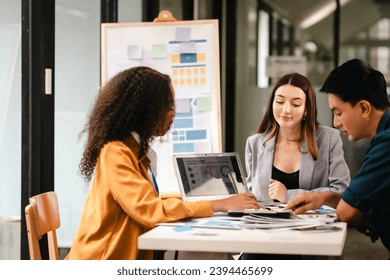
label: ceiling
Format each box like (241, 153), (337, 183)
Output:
(262, 0), (390, 49)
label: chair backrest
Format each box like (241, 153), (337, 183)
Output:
(25, 191), (60, 260)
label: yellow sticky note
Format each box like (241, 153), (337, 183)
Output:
(171, 54), (180, 63)
(197, 53), (206, 62)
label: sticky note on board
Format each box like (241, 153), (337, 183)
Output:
(151, 44), (168, 58)
(127, 45), (142, 59)
(175, 27), (191, 42)
(175, 98), (191, 114)
(195, 96), (212, 112)
(197, 52), (206, 62)
(180, 41), (196, 54)
(171, 54), (180, 63)
(180, 53), (197, 63)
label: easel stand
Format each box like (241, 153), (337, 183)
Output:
(101, 11), (222, 195)
(153, 10), (177, 22)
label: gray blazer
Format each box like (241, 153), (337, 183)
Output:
(245, 125), (350, 203)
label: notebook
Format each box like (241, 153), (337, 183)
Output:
(172, 152), (249, 201)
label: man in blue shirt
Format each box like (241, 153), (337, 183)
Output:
(286, 59), (390, 256)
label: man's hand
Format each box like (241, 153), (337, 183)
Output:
(284, 193), (323, 214)
(357, 213), (380, 243)
(285, 192), (341, 214)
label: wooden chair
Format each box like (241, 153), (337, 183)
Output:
(25, 191), (60, 260)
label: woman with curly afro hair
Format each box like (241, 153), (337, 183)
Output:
(65, 66), (259, 260)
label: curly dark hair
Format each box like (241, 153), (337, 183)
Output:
(79, 66), (174, 182)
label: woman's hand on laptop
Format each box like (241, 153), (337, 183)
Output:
(210, 193), (260, 212)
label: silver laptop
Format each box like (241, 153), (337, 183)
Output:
(172, 152), (249, 201)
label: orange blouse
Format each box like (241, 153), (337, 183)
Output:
(65, 136), (213, 259)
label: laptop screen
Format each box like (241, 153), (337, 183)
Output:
(172, 153), (248, 201)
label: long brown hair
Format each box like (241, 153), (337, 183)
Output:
(79, 66), (174, 182)
(257, 73), (319, 160)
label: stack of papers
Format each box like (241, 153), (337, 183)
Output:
(158, 206), (339, 232)
(241, 214), (326, 229)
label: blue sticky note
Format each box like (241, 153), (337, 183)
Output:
(173, 143), (194, 153)
(186, 130), (207, 140)
(174, 118), (193, 128)
(174, 225), (193, 232)
(180, 53), (197, 63)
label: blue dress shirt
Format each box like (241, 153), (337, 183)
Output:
(341, 109), (390, 252)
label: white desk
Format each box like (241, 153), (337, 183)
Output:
(138, 221), (347, 257)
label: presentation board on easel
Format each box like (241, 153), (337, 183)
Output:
(101, 18), (222, 194)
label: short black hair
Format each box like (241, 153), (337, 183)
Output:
(320, 59), (390, 110)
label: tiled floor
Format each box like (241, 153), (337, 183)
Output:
(342, 226), (388, 260)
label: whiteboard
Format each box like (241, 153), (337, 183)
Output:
(101, 20), (222, 194)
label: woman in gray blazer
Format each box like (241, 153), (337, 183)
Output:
(245, 73), (350, 203)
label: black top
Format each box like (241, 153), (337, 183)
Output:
(272, 165), (299, 190)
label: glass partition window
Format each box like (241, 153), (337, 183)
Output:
(55, 0), (100, 248)
(118, 0), (142, 22)
(55, 0), (145, 250)
(0, 0), (21, 217)
(257, 10), (269, 88)
(341, 18), (390, 85)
